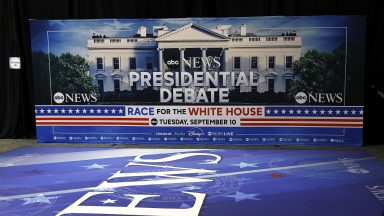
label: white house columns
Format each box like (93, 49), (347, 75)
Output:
(201, 48), (207, 72)
(157, 48), (164, 72)
(222, 48), (228, 72)
(179, 48), (185, 72)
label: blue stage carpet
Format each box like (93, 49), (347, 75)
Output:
(0, 147), (383, 216)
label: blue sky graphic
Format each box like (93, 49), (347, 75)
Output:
(29, 16), (365, 58)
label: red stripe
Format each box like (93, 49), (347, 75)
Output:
(240, 118), (362, 122)
(36, 117), (149, 121)
(240, 123), (363, 127)
(36, 122), (149, 126)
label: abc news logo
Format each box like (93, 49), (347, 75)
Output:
(53, 92), (98, 104)
(166, 56), (221, 69)
(295, 92), (343, 104)
(166, 60), (179, 65)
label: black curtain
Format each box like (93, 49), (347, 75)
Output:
(1, 0), (383, 145)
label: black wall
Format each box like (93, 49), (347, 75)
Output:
(1, 0), (383, 145)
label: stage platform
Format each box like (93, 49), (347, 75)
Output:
(1, 145), (384, 215)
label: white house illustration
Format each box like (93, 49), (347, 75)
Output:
(87, 23), (302, 94)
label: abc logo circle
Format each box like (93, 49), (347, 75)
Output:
(53, 92), (65, 104)
(166, 60), (179, 65)
(151, 118), (158, 126)
(295, 92), (307, 104)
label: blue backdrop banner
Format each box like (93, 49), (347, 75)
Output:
(29, 16), (366, 145)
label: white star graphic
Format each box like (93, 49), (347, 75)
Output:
(54, 109), (59, 113)
(289, 109), (294, 114)
(68, 109), (73, 114)
(224, 191), (261, 202)
(47, 109), (52, 114)
(111, 109), (116, 114)
(61, 108), (66, 114)
(101, 199), (117, 204)
(230, 162), (258, 168)
(351, 110), (356, 115)
(90, 109), (95, 114)
(281, 109), (286, 114)
(35, 109), (38, 114)
(75, 109), (80, 114)
(343, 110), (349, 115)
(40, 109), (45, 114)
(104, 109), (109, 114)
(304, 109), (309, 114)
(82, 109), (87, 113)
(266, 109), (271, 114)
(328, 109), (333, 114)
(104, 20), (134, 30)
(22, 194), (58, 205)
(312, 109), (317, 114)
(359, 110), (364, 115)
(118, 109), (124, 114)
(273, 109), (279, 114)
(320, 109), (325, 114)
(336, 110), (341, 115)
(97, 109), (102, 114)
(297, 109), (302, 114)
(82, 163), (109, 170)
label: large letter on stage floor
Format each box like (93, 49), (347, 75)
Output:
(56, 191), (205, 216)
